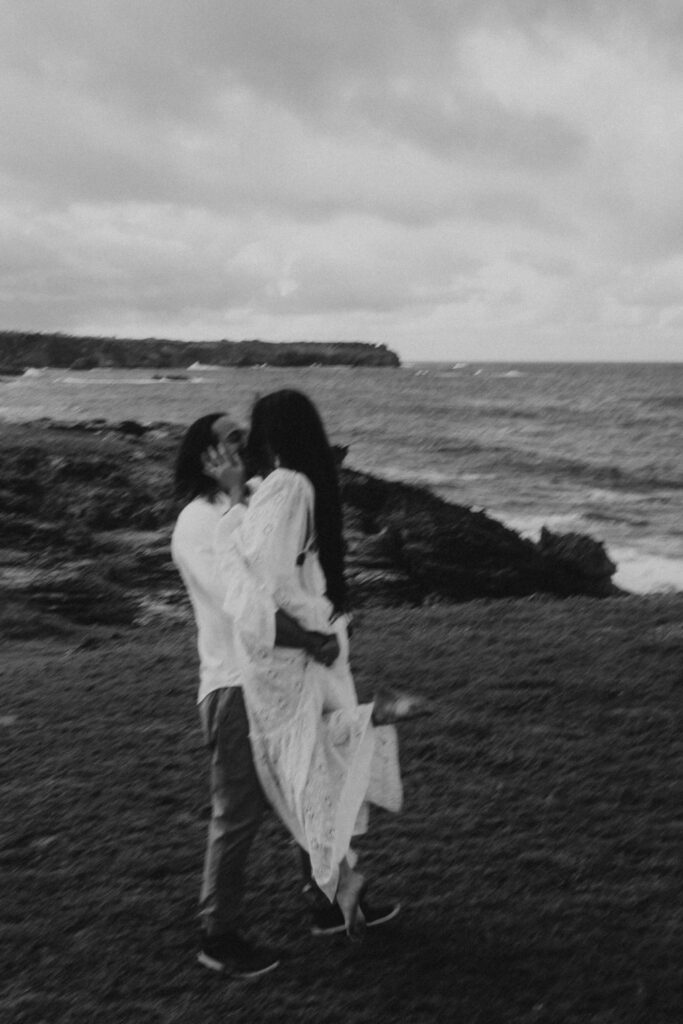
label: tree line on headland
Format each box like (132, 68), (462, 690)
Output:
(0, 330), (400, 371)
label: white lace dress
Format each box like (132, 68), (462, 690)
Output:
(215, 468), (402, 899)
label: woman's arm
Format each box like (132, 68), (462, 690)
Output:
(237, 470), (326, 629)
(215, 469), (338, 661)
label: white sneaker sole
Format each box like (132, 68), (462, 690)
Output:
(197, 950), (280, 978)
(310, 901), (401, 936)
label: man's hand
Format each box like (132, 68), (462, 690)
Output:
(305, 631), (340, 668)
(274, 610), (340, 667)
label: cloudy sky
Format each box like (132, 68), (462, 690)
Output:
(1, 1), (682, 361)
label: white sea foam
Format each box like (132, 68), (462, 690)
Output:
(584, 487), (647, 504)
(457, 472), (497, 482)
(493, 511), (586, 537)
(494, 511), (682, 593)
(58, 376), (177, 386)
(611, 547), (683, 594)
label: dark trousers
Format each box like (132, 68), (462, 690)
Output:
(198, 687), (268, 936)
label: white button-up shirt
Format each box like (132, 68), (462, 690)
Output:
(171, 493), (242, 703)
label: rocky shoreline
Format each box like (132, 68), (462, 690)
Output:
(0, 418), (622, 632)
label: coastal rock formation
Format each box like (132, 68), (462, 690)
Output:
(0, 331), (400, 370)
(0, 419), (621, 627)
(341, 467), (620, 603)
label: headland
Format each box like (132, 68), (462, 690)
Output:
(0, 330), (400, 371)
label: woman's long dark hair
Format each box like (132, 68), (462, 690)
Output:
(246, 390), (347, 614)
(174, 413), (226, 504)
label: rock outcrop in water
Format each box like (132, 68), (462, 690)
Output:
(0, 419), (622, 629)
(0, 331), (400, 370)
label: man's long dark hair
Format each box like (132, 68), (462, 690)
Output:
(174, 413), (226, 504)
(246, 390), (347, 614)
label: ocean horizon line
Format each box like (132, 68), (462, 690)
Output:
(403, 358), (683, 366)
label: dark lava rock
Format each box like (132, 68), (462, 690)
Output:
(0, 418), (623, 626)
(537, 526), (617, 582)
(117, 420), (148, 437)
(3, 562), (136, 626)
(69, 356), (98, 370)
(339, 468), (621, 604)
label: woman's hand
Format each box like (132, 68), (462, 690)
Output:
(202, 443), (245, 504)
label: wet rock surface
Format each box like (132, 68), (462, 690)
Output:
(0, 418), (622, 627)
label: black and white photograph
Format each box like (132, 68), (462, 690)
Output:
(1, 3), (681, 1022)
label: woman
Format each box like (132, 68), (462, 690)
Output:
(213, 390), (416, 937)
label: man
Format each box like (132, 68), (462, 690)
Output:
(172, 413), (399, 978)
(172, 413), (279, 977)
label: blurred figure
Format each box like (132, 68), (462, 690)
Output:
(172, 412), (281, 978)
(214, 391), (426, 938)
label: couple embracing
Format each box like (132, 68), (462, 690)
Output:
(172, 389), (430, 978)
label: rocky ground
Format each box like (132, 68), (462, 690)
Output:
(0, 418), (622, 633)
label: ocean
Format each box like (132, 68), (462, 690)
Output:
(1, 361), (682, 594)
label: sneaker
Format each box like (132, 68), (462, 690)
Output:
(310, 898), (401, 937)
(197, 930), (280, 977)
(371, 689), (435, 726)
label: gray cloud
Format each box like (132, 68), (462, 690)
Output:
(1, 0), (681, 358)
